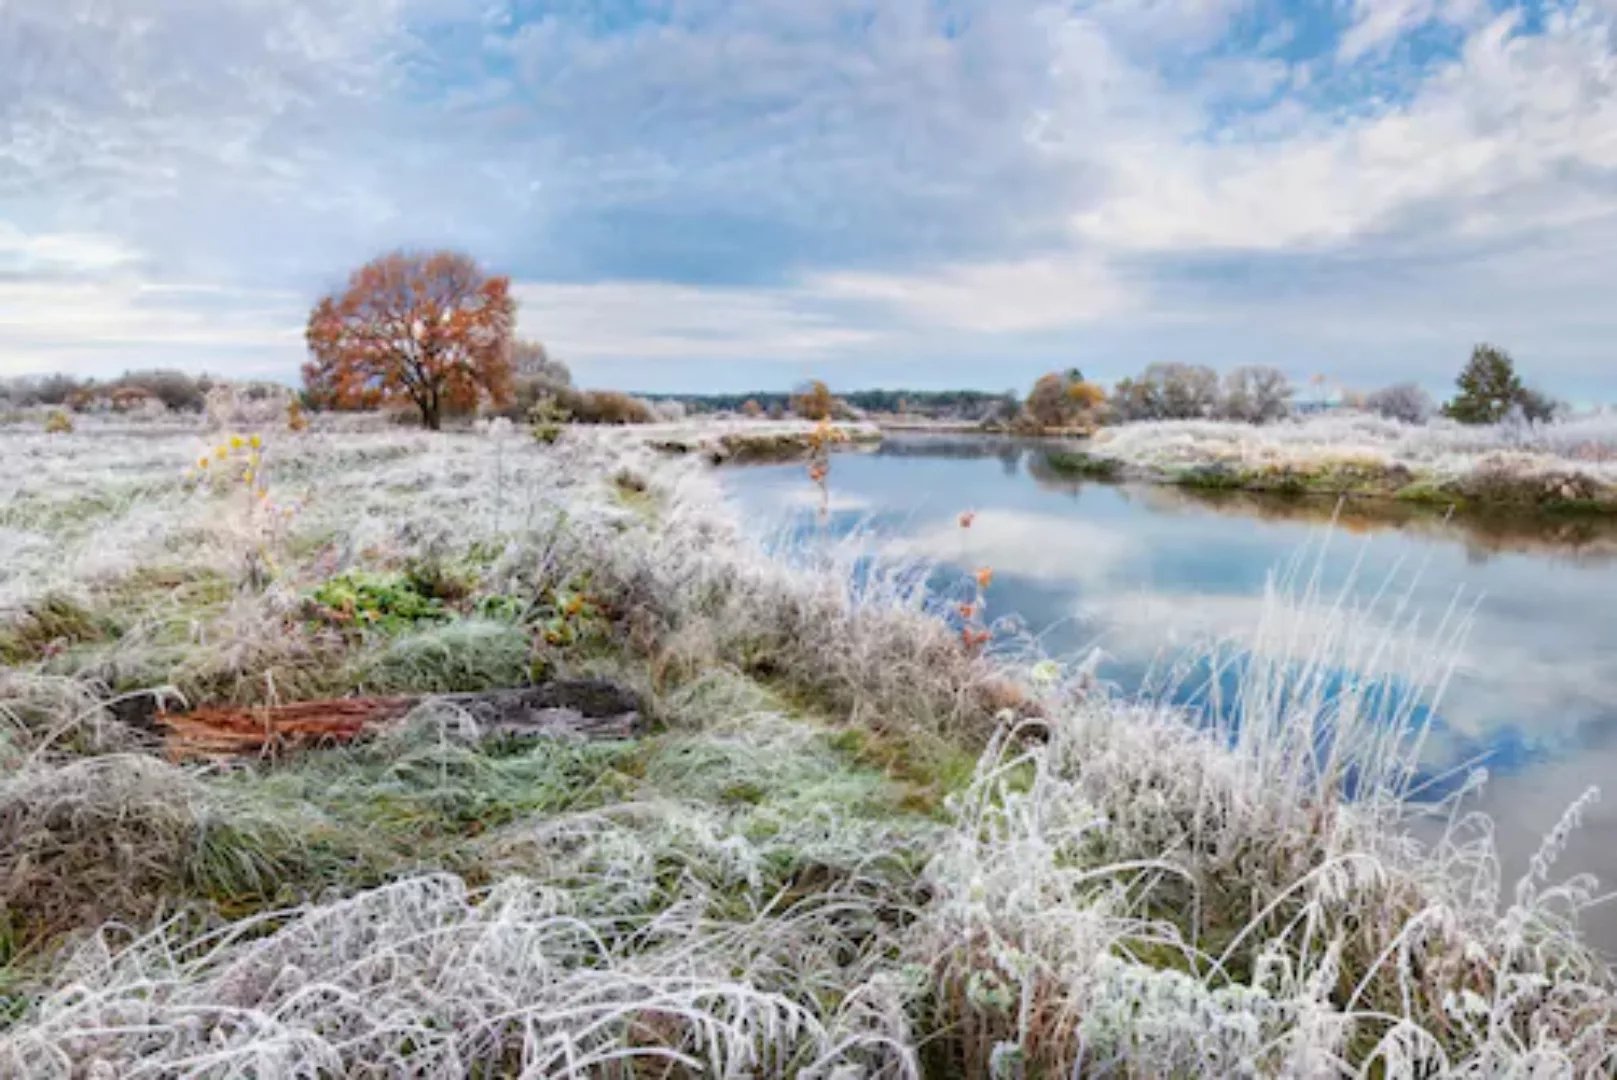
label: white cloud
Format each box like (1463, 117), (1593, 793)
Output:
(888, 511), (1137, 585)
(1338, 0), (1486, 63)
(0, 274), (303, 377)
(810, 256), (1134, 333)
(0, 225), (136, 274)
(510, 280), (882, 361)
(1082, 586), (1617, 745)
(5, 0), (1617, 388)
(1068, 7), (1617, 259)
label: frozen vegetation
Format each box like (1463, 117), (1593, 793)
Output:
(1064, 412), (1617, 513)
(0, 417), (1613, 1076)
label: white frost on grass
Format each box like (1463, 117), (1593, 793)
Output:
(1093, 411), (1617, 487)
(1, 419), (1613, 1075)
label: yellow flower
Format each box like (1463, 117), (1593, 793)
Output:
(230, 435), (244, 451)
(249, 434), (262, 449)
(243, 469), (254, 484)
(257, 488), (269, 500)
(198, 456), (209, 469)
(215, 444), (228, 459)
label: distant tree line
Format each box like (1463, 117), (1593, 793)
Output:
(5, 246), (1571, 441)
(0, 369), (223, 413)
(1004, 345), (1565, 431)
(652, 387), (1020, 422)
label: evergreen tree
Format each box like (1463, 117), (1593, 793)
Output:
(1443, 344), (1523, 425)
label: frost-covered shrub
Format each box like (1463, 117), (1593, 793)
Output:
(1366, 382), (1435, 424)
(1218, 366), (1293, 424)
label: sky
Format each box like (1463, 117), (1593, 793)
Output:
(4, 0), (1617, 398)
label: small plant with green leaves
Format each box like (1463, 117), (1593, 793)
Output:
(307, 571), (450, 636)
(529, 393), (571, 444)
(529, 577), (608, 648)
(42, 410), (72, 435)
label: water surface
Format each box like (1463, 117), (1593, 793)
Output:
(723, 434), (1617, 949)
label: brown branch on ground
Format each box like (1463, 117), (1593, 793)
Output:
(156, 682), (643, 761)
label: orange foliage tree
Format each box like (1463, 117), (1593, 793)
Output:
(1026, 371), (1107, 429)
(303, 251), (516, 430)
(792, 380), (834, 421)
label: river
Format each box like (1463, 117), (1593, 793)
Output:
(722, 433), (1617, 951)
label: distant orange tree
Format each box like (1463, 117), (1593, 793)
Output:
(303, 251), (516, 430)
(1026, 370), (1106, 429)
(792, 380), (833, 421)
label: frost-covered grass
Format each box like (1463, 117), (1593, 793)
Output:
(0, 418), (1613, 1076)
(1084, 411), (1617, 512)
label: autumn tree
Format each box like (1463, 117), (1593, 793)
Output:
(303, 251), (516, 430)
(1025, 371), (1107, 429)
(792, 380), (834, 421)
(741, 399), (764, 418)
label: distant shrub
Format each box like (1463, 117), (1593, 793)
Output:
(119, 369), (209, 412)
(570, 390), (654, 425)
(510, 339), (571, 387)
(1515, 386), (1563, 424)
(741, 399), (763, 418)
(43, 409), (73, 434)
(1365, 382), (1434, 424)
(791, 380), (833, 421)
(1113, 362), (1221, 422)
(1218, 366), (1293, 424)
(652, 399), (688, 423)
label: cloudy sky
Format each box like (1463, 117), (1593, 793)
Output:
(4, 0), (1617, 397)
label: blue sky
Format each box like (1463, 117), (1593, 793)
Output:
(4, 0), (1617, 398)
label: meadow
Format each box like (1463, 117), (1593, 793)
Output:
(0, 416), (1613, 1077)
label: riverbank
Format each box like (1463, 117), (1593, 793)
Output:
(642, 418), (884, 463)
(2, 422), (1613, 1075)
(1048, 413), (1617, 515)
(874, 416), (1097, 438)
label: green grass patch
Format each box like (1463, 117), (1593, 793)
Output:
(1041, 450), (1123, 480)
(358, 619), (535, 694)
(0, 594), (112, 665)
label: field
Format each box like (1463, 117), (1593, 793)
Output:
(1063, 412), (1617, 514)
(1, 418), (1614, 1076)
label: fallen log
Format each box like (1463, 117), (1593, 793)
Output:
(157, 681), (643, 761)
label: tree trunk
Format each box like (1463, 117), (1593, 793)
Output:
(422, 400), (441, 430)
